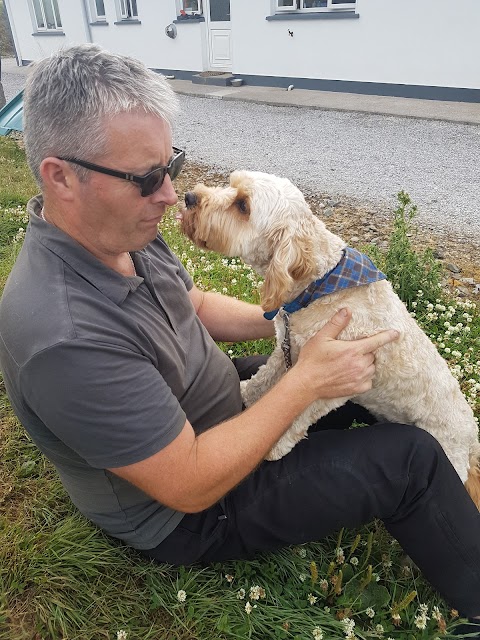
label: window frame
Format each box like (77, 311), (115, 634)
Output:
(31, 0), (63, 31)
(119, 0), (138, 20)
(89, 0), (107, 21)
(276, 0), (356, 12)
(178, 0), (203, 15)
(276, 0), (296, 11)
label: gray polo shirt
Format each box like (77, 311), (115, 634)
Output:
(0, 196), (243, 549)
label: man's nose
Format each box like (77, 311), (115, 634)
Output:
(185, 192), (197, 208)
(152, 174), (177, 205)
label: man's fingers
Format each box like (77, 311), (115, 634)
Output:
(359, 329), (400, 354)
(317, 308), (352, 339)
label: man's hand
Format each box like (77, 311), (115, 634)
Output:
(294, 307), (399, 401)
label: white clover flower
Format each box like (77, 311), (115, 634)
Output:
(414, 614), (429, 630)
(245, 601), (257, 614)
(319, 579), (329, 592)
(237, 588), (246, 599)
(249, 585), (266, 601)
(324, 606), (330, 613)
(225, 574), (234, 583)
(117, 631), (128, 640)
(298, 547), (307, 558)
(342, 618), (355, 635)
(431, 606), (442, 621)
(312, 626), (324, 640)
(366, 607), (375, 618)
(299, 573), (307, 582)
(177, 589), (187, 602)
(335, 546), (345, 563)
(350, 556), (359, 566)
(308, 593), (318, 605)
(375, 624), (384, 634)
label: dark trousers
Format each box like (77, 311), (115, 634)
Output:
(142, 357), (480, 617)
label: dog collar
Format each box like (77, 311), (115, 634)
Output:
(263, 247), (386, 320)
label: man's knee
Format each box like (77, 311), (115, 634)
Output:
(375, 421), (446, 470)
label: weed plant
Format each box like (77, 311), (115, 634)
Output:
(0, 138), (479, 639)
(0, 1), (15, 58)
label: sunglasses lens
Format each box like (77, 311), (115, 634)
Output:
(140, 150), (185, 197)
(141, 169), (167, 197)
(168, 151), (185, 181)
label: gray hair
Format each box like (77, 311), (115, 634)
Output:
(23, 44), (179, 186)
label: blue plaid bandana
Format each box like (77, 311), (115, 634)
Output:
(263, 247), (386, 320)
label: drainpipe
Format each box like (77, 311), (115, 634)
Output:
(3, 0), (22, 66)
(80, 0), (93, 43)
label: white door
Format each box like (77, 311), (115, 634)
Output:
(204, 0), (232, 71)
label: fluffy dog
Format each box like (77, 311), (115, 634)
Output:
(179, 170), (480, 508)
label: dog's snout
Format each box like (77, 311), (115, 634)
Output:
(185, 192), (197, 208)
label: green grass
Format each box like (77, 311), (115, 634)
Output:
(0, 137), (479, 639)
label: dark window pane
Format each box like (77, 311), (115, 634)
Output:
(32, 0), (45, 28)
(95, 0), (106, 16)
(52, 0), (62, 26)
(210, 0), (230, 21)
(184, 0), (200, 11)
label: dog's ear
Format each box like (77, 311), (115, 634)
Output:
(261, 225), (317, 311)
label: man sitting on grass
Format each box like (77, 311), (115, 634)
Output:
(0, 44), (479, 636)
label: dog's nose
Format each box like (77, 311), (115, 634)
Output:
(185, 192), (197, 208)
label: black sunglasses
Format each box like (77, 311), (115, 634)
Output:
(58, 147), (185, 197)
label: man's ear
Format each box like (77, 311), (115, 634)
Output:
(39, 157), (77, 202)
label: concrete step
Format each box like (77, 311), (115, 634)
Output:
(192, 72), (241, 87)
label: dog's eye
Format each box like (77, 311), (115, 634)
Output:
(236, 199), (248, 214)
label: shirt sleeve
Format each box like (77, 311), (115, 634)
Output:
(20, 339), (187, 469)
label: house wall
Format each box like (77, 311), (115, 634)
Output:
(232, 0), (480, 90)
(6, 0), (480, 94)
(6, 0), (204, 72)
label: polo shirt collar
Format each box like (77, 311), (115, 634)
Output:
(27, 195), (146, 305)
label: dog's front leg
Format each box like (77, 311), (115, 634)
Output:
(240, 347), (286, 408)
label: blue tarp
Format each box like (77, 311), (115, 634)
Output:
(0, 90), (24, 135)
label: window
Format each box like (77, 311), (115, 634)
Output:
(179, 0), (203, 14)
(276, 0), (355, 11)
(119, 0), (138, 19)
(90, 0), (106, 21)
(32, 0), (62, 30)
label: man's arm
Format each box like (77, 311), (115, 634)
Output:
(108, 309), (399, 512)
(189, 284), (274, 342)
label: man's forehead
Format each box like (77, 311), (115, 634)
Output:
(100, 112), (173, 167)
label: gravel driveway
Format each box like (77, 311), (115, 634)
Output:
(174, 95), (480, 240)
(2, 67), (479, 240)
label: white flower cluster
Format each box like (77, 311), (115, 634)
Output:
(177, 589), (187, 602)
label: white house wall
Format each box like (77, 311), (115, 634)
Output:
(6, 0), (480, 93)
(232, 0), (480, 90)
(7, 0), (203, 72)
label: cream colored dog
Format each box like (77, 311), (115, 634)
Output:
(179, 170), (480, 508)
